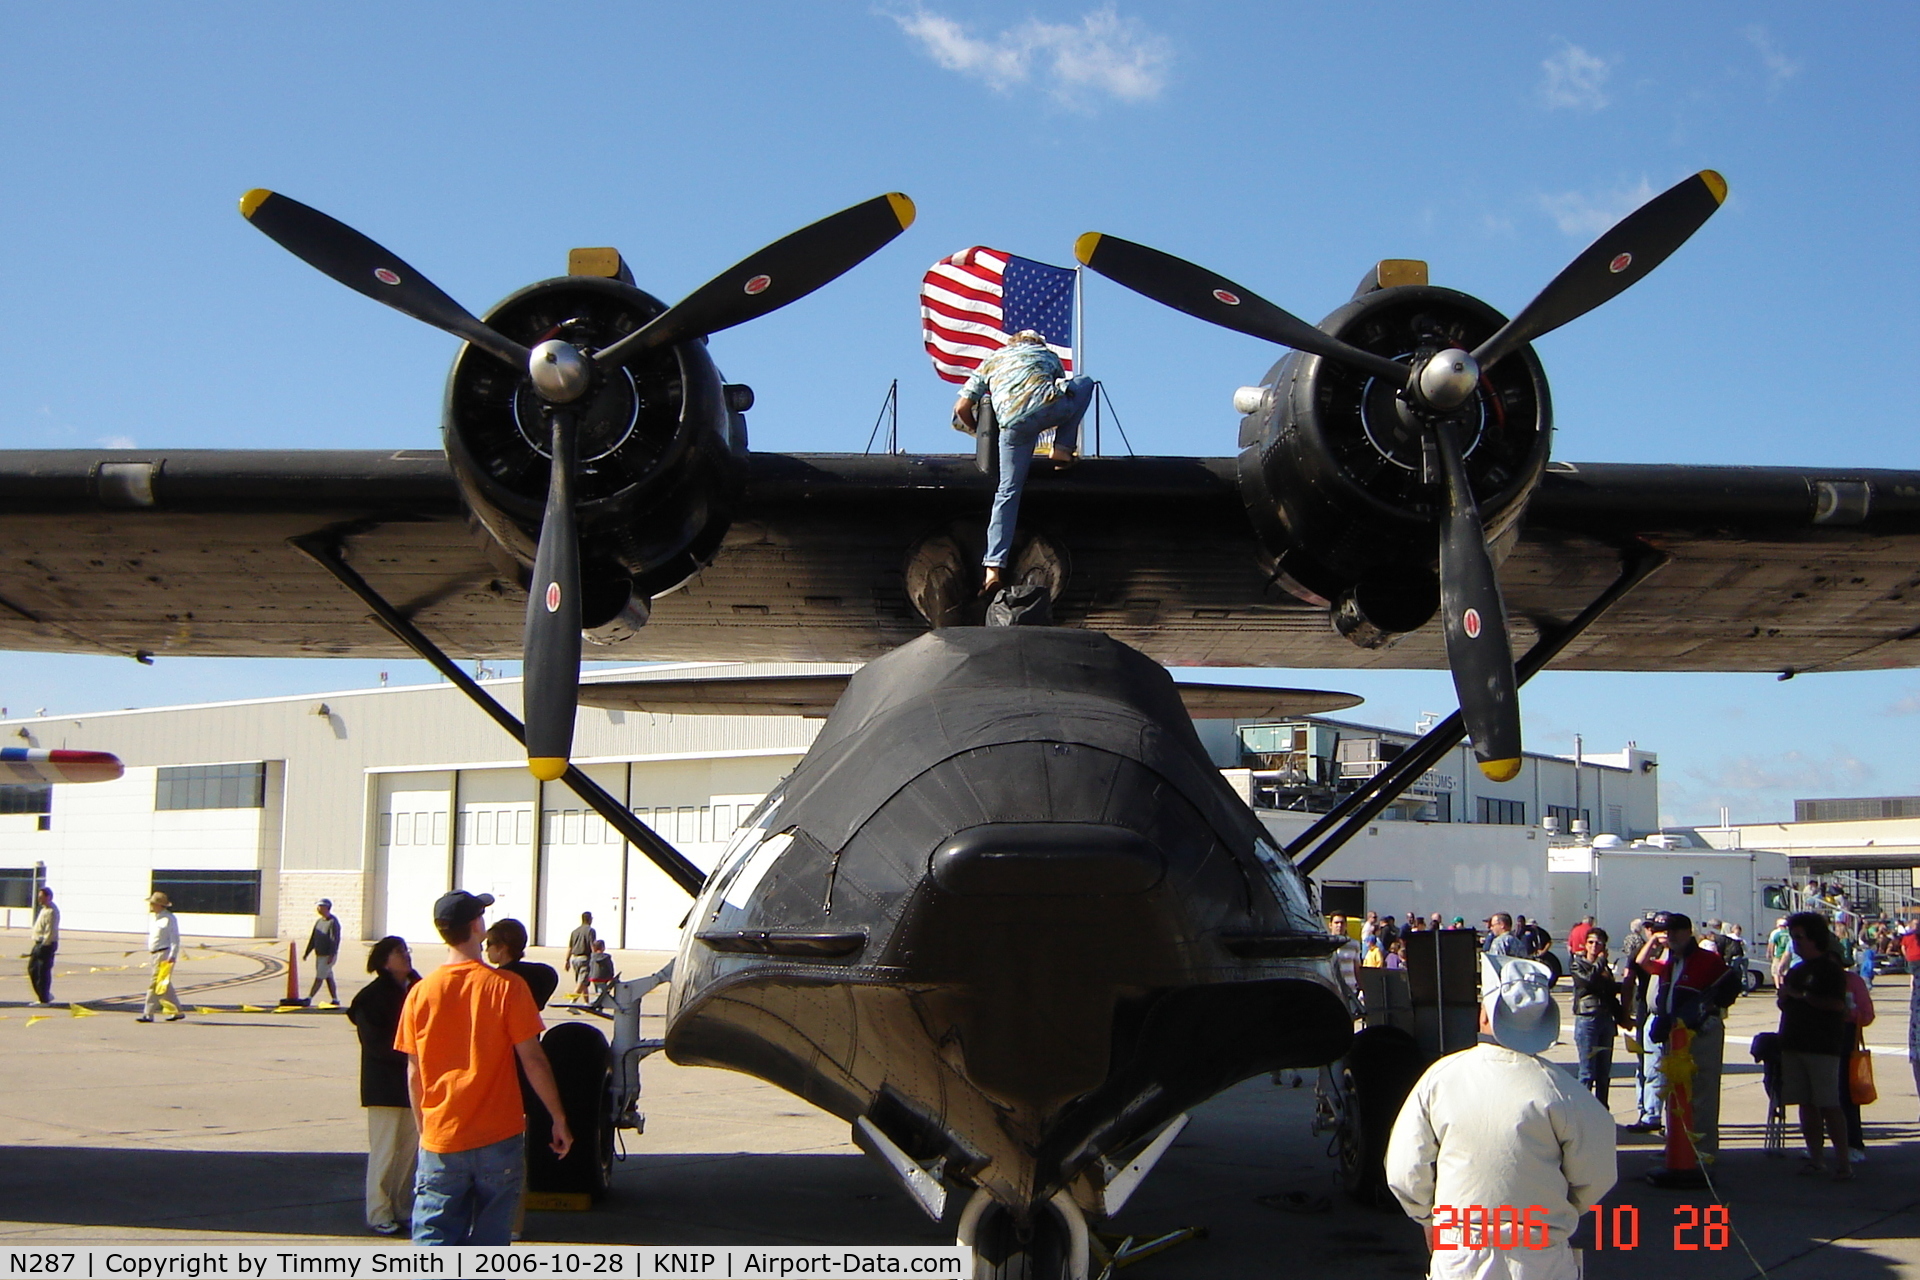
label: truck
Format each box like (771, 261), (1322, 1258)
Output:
(1547, 834), (1791, 982)
(1249, 799), (1550, 931)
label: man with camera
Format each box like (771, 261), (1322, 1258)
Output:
(1631, 911), (1741, 1157)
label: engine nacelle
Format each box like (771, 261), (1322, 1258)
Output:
(1235, 283), (1552, 645)
(442, 274), (746, 630)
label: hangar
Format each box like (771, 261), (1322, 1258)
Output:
(0, 665), (1657, 949)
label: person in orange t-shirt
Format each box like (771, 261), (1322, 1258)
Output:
(395, 890), (573, 1245)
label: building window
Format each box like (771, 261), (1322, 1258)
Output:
(1545, 805), (1590, 832)
(151, 869), (262, 915)
(1478, 797), (1527, 825)
(0, 784), (52, 816)
(1795, 796), (1920, 822)
(157, 763), (266, 811)
(0, 868), (36, 908)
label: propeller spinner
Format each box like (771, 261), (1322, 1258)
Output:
(1077, 170), (1726, 780)
(243, 189), (917, 779)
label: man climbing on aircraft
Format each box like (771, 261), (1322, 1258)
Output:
(952, 330), (1093, 597)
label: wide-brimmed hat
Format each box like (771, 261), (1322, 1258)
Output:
(1480, 954), (1559, 1055)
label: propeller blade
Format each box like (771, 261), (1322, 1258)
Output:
(239, 189), (529, 369)
(1073, 232), (1411, 386)
(1431, 422), (1523, 782)
(523, 409), (582, 782)
(1473, 170), (1727, 371)
(595, 193), (916, 369)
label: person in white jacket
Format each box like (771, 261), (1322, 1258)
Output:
(139, 891), (184, 1022)
(1386, 954), (1617, 1280)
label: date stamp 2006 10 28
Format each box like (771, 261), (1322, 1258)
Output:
(1430, 1204), (1733, 1252)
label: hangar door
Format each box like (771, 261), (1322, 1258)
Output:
(455, 769), (537, 930)
(539, 764), (627, 949)
(377, 772), (452, 944)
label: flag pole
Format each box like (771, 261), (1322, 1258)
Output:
(1073, 265), (1085, 381)
(1074, 264), (1088, 455)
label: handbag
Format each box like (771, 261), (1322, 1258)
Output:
(1850, 1029), (1877, 1105)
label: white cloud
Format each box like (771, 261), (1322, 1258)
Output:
(1539, 40), (1611, 111)
(97, 434), (136, 449)
(1537, 176), (1656, 239)
(1744, 25), (1800, 96)
(1664, 747), (1877, 825)
(888, 5), (1172, 110)
(1888, 690), (1920, 717)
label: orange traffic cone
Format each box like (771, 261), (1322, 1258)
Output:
(281, 940), (309, 1007)
(1647, 1022), (1708, 1188)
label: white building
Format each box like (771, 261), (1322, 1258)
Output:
(0, 663), (842, 949)
(1686, 795), (1920, 919)
(0, 669), (1660, 950)
(1205, 716), (1659, 839)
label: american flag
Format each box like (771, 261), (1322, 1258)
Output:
(921, 246), (1075, 384)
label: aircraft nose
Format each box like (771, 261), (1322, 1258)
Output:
(929, 823), (1165, 896)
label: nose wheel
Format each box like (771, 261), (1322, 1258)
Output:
(958, 1188), (1089, 1280)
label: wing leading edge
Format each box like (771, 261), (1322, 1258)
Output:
(0, 449), (1913, 674)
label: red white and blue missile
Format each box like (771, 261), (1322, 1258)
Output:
(0, 748), (124, 784)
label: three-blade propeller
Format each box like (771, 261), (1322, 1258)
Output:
(1077, 170), (1726, 779)
(243, 188), (916, 779)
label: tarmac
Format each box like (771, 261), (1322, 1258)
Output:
(3, 928), (1919, 1278)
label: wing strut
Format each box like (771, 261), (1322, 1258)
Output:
(1291, 549), (1670, 876)
(290, 535), (706, 897)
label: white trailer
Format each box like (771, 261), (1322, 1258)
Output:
(1253, 805), (1550, 930)
(1547, 838), (1792, 957)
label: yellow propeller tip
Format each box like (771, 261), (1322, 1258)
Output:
(239, 189), (273, 219)
(1478, 758), (1523, 783)
(886, 193), (916, 229)
(529, 757), (568, 781)
(1699, 170), (1728, 204)
(1073, 232), (1102, 266)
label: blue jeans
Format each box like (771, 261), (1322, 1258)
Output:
(1573, 1013), (1615, 1107)
(411, 1132), (524, 1245)
(1636, 1021), (1664, 1124)
(984, 377), (1094, 569)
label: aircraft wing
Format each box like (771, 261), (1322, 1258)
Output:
(0, 449), (1914, 674)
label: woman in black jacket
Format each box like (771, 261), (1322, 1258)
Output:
(1570, 928), (1630, 1106)
(346, 936), (420, 1236)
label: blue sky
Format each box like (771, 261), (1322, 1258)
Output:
(0, 3), (1914, 825)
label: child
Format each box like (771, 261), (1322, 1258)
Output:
(586, 940), (618, 1010)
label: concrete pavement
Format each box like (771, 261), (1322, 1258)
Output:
(3, 928), (1919, 1277)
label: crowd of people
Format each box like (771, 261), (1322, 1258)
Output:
(340, 890), (581, 1244)
(1368, 901), (1913, 1273)
(1340, 893), (1919, 1256)
(19, 877), (1918, 1258)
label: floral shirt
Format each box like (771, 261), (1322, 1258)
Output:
(961, 342), (1064, 429)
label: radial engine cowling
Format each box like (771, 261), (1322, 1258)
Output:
(1235, 284), (1552, 646)
(442, 274), (746, 637)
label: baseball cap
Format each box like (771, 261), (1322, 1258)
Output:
(433, 890), (494, 929)
(1479, 954), (1560, 1056)
(316, 898), (332, 909)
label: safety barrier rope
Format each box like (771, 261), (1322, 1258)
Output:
(1654, 1035), (1772, 1278)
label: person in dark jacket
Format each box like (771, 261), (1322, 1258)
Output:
(1569, 928), (1630, 1105)
(347, 935), (421, 1234)
(305, 899), (343, 1005)
(1777, 912), (1853, 1180)
(485, 918), (558, 1010)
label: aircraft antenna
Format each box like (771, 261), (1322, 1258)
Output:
(864, 379), (900, 454)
